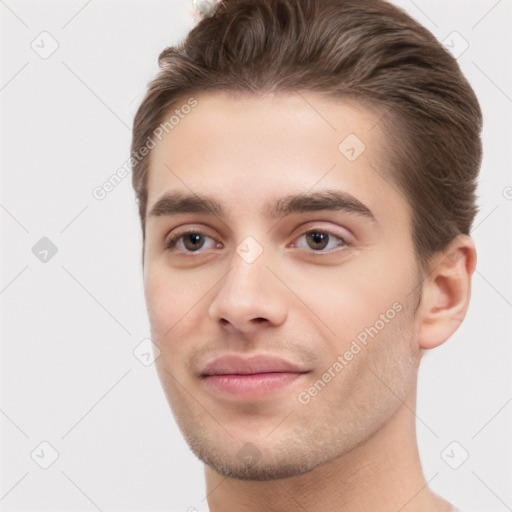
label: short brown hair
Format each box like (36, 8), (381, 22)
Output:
(131, 0), (483, 270)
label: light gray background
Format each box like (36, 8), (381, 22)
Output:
(1, 1), (511, 511)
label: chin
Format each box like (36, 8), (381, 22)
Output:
(203, 455), (322, 481)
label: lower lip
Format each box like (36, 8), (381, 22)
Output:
(201, 372), (308, 398)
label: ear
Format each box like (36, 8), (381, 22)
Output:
(417, 234), (477, 350)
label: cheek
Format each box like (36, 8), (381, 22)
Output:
(293, 256), (414, 345)
(145, 267), (209, 386)
(144, 265), (205, 339)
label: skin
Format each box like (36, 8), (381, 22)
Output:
(142, 91), (476, 512)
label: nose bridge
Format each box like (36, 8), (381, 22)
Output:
(220, 239), (271, 306)
(208, 235), (288, 329)
(228, 241), (267, 293)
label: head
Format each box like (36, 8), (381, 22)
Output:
(131, 0), (482, 480)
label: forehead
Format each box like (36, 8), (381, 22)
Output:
(145, 90), (405, 225)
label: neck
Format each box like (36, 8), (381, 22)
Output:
(204, 381), (454, 512)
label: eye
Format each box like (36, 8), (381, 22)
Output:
(290, 229), (350, 252)
(164, 227), (350, 255)
(165, 230), (221, 253)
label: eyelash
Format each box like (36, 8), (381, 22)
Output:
(164, 228), (351, 254)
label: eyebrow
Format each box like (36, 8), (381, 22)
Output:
(148, 189), (376, 222)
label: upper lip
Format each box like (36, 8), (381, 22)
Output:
(200, 354), (310, 377)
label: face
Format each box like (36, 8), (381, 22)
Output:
(143, 91), (423, 480)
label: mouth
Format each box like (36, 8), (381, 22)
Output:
(201, 372), (309, 398)
(199, 354), (311, 399)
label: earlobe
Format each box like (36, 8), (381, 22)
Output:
(417, 235), (477, 350)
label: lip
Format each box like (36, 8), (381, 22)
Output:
(199, 354), (311, 399)
(200, 354), (309, 376)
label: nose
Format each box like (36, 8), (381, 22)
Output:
(207, 246), (289, 333)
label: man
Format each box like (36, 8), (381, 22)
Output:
(130, 0), (482, 510)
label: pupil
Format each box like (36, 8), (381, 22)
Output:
(307, 231), (328, 250)
(184, 233), (204, 251)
